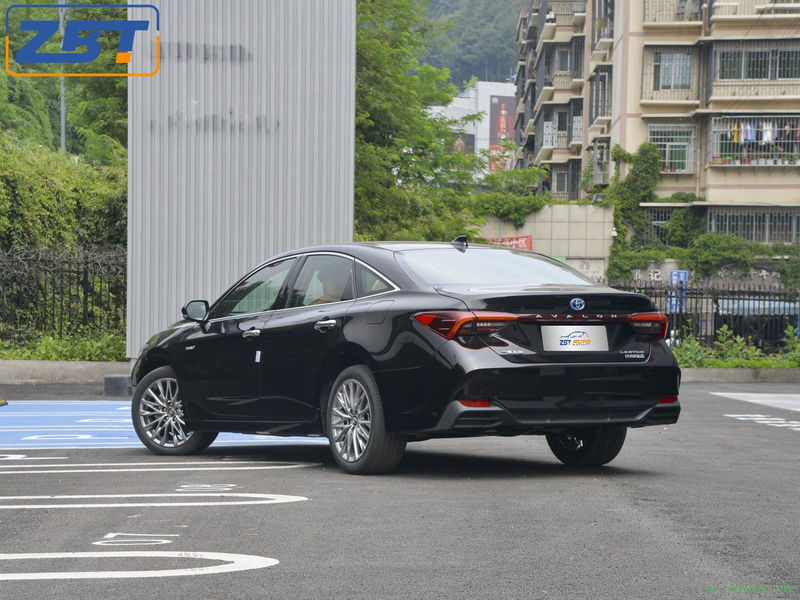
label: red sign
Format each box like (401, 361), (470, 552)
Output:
(485, 235), (533, 251)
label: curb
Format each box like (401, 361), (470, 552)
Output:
(681, 368), (800, 383)
(0, 360), (130, 384)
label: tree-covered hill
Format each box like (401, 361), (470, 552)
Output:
(424, 0), (527, 88)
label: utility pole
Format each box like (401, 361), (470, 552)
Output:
(58, 2), (68, 152)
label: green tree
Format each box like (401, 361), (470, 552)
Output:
(424, 0), (528, 87)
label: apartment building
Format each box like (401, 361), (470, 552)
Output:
(514, 0), (800, 244)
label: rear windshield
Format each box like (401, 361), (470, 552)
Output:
(395, 247), (597, 287)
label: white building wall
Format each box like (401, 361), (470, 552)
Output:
(127, 0), (356, 357)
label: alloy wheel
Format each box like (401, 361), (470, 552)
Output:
(138, 378), (194, 448)
(330, 379), (372, 462)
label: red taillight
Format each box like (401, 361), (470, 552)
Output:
(413, 312), (518, 339)
(630, 312), (669, 340)
(659, 395), (678, 404)
(458, 400), (491, 408)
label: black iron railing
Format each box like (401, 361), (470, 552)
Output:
(0, 248), (127, 340)
(610, 280), (800, 351)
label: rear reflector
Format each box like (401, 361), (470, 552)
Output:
(413, 311), (517, 339)
(630, 312), (669, 340)
(458, 400), (491, 408)
(659, 395), (678, 404)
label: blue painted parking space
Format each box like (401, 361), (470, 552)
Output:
(0, 401), (329, 450)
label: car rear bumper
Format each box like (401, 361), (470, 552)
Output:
(377, 342), (681, 435)
(417, 397), (680, 437)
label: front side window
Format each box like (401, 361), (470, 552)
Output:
(288, 255), (354, 308)
(213, 258), (297, 319)
(555, 171), (567, 193)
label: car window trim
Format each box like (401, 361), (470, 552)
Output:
(208, 251), (402, 322)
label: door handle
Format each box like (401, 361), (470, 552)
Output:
(314, 318), (337, 332)
(242, 329), (261, 339)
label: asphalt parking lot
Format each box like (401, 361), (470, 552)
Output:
(0, 382), (798, 599)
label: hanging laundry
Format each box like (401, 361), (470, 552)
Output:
(733, 122), (739, 143)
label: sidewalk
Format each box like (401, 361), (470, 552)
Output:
(0, 383), (129, 401)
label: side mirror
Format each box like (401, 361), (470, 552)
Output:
(182, 300), (210, 323)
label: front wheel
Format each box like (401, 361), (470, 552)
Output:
(132, 365), (218, 455)
(326, 365), (406, 475)
(546, 427), (627, 467)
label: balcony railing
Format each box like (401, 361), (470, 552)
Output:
(542, 0), (588, 28)
(589, 65), (613, 124)
(711, 0), (800, 18)
(708, 116), (800, 165)
(572, 37), (585, 80)
(592, 0), (614, 52)
(571, 116), (584, 143)
(641, 46), (701, 102)
(592, 139), (611, 185)
(644, 0), (702, 23)
(709, 41), (800, 99)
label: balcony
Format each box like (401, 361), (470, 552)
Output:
(571, 37), (585, 88)
(533, 45), (575, 114)
(568, 99), (584, 151)
(711, 0), (800, 21)
(588, 65), (613, 131)
(644, 0), (703, 24)
(709, 41), (800, 101)
(539, 0), (588, 41)
(592, 139), (612, 185)
(709, 116), (800, 166)
(641, 46), (701, 105)
(535, 109), (570, 163)
(591, 0), (614, 60)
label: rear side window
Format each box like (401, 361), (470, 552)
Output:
(395, 248), (596, 287)
(288, 255), (355, 307)
(355, 262), (393, 298)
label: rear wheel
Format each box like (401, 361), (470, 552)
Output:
(132, 366), (218, 455)
(546, 427), (627, 467)
(326, 365), (406, 475)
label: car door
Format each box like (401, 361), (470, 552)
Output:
(181, 257), (298, 422)
(258, 253), (356, 422)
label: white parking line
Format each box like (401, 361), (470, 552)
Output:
(0, 462), (320, 475)
(712, 393), (800, 413)
(0, 551), (278, 580)
(0, 460), (294, 468)
(0, 492), (308, 509)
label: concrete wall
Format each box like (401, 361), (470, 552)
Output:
(127, 0), (356, 357)
(480, 204), (615, 281)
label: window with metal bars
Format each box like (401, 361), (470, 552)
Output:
(710, 116), (800, 163)
(717, 44), (800, 81)
(648, 124), (697, 173)
(707, 207), (800, 244)
(653, 51), (693, 90)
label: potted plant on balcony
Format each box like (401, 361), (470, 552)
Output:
(742, 154), (751, 165)
(723, 156), (732, 165)
(733, 155), (741, 166)
(712, 156), (722, 165)
(758, 153), (767, 166)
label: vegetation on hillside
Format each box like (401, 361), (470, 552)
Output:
(424, 0), (527, 87)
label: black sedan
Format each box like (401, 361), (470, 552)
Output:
(131, 240), (681, 474)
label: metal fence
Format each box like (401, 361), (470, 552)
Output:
(611, 280), (800, 351)
(0, 248), (127, 340)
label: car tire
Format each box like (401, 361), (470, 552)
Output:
(132, 365), (218, 455)
(546, 427), (627, 467)
(326, 365), (406, 475)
